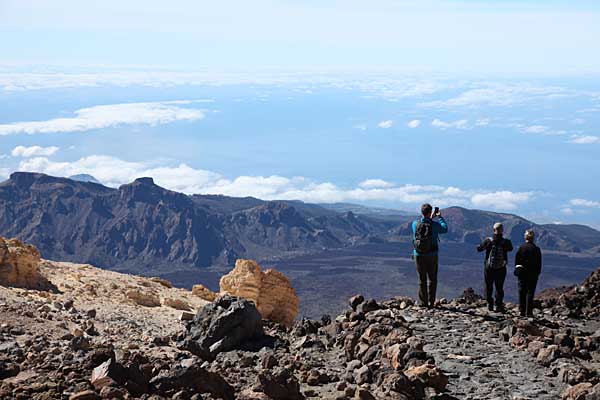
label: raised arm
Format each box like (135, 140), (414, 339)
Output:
(434, 217), (448, 234)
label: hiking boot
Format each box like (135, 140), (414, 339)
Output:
(487, 304), (494, 312)
(496, 305), (506, 313)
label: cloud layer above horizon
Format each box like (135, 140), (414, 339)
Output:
(9, 154), (535, 211)
(0, 101), (204, 135)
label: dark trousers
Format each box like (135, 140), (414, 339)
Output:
(484, 267), (506, 307)
(518, 275), (538, 316)
(415, 255), (438, 306)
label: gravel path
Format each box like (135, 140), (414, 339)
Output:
(403, 306), (566, 400)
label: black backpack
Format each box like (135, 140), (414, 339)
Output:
(413, 220), (437, 254)
(486, 238), (507, 269)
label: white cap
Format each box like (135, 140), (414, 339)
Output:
(493, 222), (503, 230)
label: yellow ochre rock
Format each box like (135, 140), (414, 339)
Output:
(219, 259), (299, 327)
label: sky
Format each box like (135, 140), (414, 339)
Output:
(0, 0), (600, 228)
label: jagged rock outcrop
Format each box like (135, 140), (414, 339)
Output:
(0, 237), (47, 289)
(177, 295), (264, 360)
(220, 259), (299, 327)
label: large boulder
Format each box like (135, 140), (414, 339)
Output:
(149, 362), (234, 400)
(178, 295), (263, 360)
(256, 367), (304, 400)
(220, 259), (299, 327)
(0, 237), (46, 289)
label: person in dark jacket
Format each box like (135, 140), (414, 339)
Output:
(515, 229), (542, 317)
(477, 222), (514, 312)
(412, 203), (449, 308)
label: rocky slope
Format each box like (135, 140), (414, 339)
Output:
(1, 238), (599, 399)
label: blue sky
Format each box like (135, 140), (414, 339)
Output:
(0, 1), (599, 227)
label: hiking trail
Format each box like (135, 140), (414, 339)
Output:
(402, 305), (565, 399)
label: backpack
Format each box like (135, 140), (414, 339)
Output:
(486, 238), (507, 269)
(413, 220), (437, 254)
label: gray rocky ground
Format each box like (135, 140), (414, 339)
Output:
(1, 252), (599, 399)
(406, 306), (565, 399)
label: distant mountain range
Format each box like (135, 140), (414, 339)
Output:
(1, 172), (599, 275)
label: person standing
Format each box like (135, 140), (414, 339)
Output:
(412, 203), (449, 309)
(477, 222), (514, 312)
(515, 229), (542, 317)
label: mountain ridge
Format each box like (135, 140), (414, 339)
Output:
(1, 172), (599, 277)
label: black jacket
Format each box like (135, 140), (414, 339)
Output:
(515, 242), (542, 276)
(477, 234), (514, 265)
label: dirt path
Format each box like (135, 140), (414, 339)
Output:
(402, 306), (565, 400)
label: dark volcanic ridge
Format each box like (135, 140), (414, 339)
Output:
(1, 172), (599, 278)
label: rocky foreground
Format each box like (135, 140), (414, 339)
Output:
(1, 238), (599, 399)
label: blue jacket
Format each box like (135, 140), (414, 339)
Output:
(412, 217), (449, 256)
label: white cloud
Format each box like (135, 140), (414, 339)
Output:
(421, 83), (571, 108)
(0, 101), (205, 135)
(475, 118), (490, 127)
(431, 119), (468, 130)
(0, 70), (453, 98)
(568, 135), (600, 144)
(407, 119), (421, 128)
(14, 154), (534, 211)
(358, 179), (394, 189)
(560, 207), (574, 215)
(471, 191), (533, 211)
(570, 198), (600, 208)
(11, 145), (59, 157)
(522, 125), (548, 134)
(513, 124), (568, 136)
(378, 120), (394, 129)
(354, 124), (367, 131)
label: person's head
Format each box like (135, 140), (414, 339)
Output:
(493, 222), (504, 235)
(421, 203), (433, 218)
(525, 229), (535, 243)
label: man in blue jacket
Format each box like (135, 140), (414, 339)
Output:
(412, 203), (449, 308)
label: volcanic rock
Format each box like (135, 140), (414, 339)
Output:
(405, 364), (449, 392)
(149, 362), (235, 400)
(220, 259), (299, 326)
(125, 290), (161, 307)
(256, 367), (304, 400)
(178, 295), (263, 360)
(0, 237), (47, 289)
(162, 297), (191, 311)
